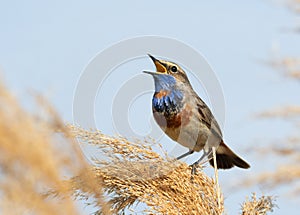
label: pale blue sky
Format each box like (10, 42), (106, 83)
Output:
(1, 1), (299, 214)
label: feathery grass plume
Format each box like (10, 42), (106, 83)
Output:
(241, 193), (276, 215)
(0, 82), (109, 214)
(244, 165), (300, 194)
(0, 79), (275, 214)
(288, 0), (300, 13)
(69, 126), (224, 215)
(250, 105), (300, 193)
(252, 0), (300, 193)
(250, 45), (300, 193)
(245, 42), (300, 200)
(255, 105), (300, 159)
(269, 57), (300, 80)
(244, 137), (300, 195)
(249, 104), (300, 194)
(256, 106), (300, 119)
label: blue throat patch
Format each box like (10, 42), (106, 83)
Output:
(152, 74), (176, 91)
(151, 74), (183, 114)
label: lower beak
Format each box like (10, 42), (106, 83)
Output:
(143, 71), (156, 75)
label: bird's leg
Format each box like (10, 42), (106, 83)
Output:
(191, 151), (207, 174)
(190, 149), (216, 174)
(176, 150), (194, 160)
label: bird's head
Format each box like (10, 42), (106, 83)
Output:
(144, 54), (191, 91)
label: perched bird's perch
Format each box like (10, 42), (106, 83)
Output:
(0, 82), (275, 214)
(70, 126), (224, 214)
(69, 126), (275, 215)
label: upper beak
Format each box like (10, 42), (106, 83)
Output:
(148, 54), (158, 63)
(143, 54), (167, 74)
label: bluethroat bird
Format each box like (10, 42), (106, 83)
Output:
(144, 54), (250, 170)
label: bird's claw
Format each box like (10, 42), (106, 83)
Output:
(190, 162), (199, 175)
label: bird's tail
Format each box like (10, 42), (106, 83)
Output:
(209, 141), (250, 169)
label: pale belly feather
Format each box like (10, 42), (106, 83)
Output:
(164, 112), (210, 152)
(154, 106), (211, 152)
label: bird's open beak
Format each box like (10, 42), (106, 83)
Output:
(143, 54), (167, 75)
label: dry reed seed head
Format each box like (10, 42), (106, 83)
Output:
(70, 125), (224, 215)
(0, 83), (110, 215)
(256, 106), (300, 119)
(246, 165), (300, 189)
(0, 81), (269, 215)
(241, 193), (276, 215)
(249, 104), (300, 193)
(270, 57), (300, 79)
(242, 143), (300, 192)
(93, 164), (223, 214)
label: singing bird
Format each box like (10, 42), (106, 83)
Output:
(144, 54), (250, 169)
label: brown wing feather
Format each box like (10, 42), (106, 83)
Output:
(196, 96), (222, 139)
(194, 93), (250, 169)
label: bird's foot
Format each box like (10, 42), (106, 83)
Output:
(190, 152), (207, 174)
(190, 161), (200, 175)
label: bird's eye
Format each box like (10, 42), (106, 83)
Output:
(171, 66), (177, 73)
